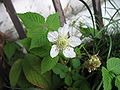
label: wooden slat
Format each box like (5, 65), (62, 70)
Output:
(92, 0), (104, 29)
(3, 0), (26, 39)
(52, 0), (66, 26)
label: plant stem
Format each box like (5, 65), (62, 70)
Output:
(83, 46), (91, 57)
(107, 36), (112, 60)
(15, 41), (28, 54)
(96, 80), (103, 90)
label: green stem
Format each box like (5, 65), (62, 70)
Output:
(83, 46), (91, 57)
(96, 80), (103, 90)
(15, 41), (28, 54)
(107, 36), (112, 60)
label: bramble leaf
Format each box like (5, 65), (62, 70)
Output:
(30, 46), (50, 57)
(102, 67), (113, 90)
(41, 56), (59, 74)
(9, 59), (22, 87)
(18, 12), (45, 30)
(4, 42), (17, 60)
(46, 13), (60, 31)
(115, 75), (120, 89)
(22, 54), (48, 88)
(64, 75), (72, 86)
(52, 63), (69, 78)
(107, 57), (120, 75)
(71, 59), (81, 68)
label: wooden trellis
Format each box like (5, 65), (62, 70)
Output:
(92, 0), (104, 29)
(52, 0), (66, 26)
(1, 0), (104, 39)
(1, 0), (67, 38)
(3, 0), (26, 39)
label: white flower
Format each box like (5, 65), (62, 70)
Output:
(47, 24), (82, 58)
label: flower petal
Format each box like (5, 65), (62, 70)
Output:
(58, 24), (69, 36)
(47, 31), (58, 42)
(68, 36), (82, 47)
(63, 47), (76, 58)
(50, 45), (59, 58)
(69, 27), (82, 37)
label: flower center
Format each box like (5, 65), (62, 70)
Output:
(57, 36), (68, 49)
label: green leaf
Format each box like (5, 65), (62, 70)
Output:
(52, 63), (69, 78)
(19, 38), (31, 50)
(72, 76), (91, 90)
(18, 12), (49, 49)
(115, 75), (120, 89)
(46, 13), (60, 31)
(9, 59), (22, 87)
(22, 54), (48, 88)
(80, 27), (102, 39)
(41, 56), (59, 74)
(30, 46), (50, 57)
(51, 74), (63, 89)
(4, 42), (17, 60)
(21, 88), (40, 90)
(60, 72), (66, 79)
(80, 27), (91, 37)
(17, 74), (33, 88)
(18, 12), (45, 30)
(102, 67), (113, 90)
(107, 57), (120, 75)
(25, 25), (49, 49)
(67, 87), (80, 90)
(89, 28), (102, 38)
(73, 80), (91, 90)
(52, 63), (69, 74)
(29, 29), (49, 49)
(26, 22), (49, 49)
(72, 72), (82, 81)
(64, 75), (72, 86)
(71, 59), (80, 68)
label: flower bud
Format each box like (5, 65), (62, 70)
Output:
(84, 54), (101, 72)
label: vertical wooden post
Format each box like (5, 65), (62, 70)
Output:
(52, 0), (66, 26)
(3, 0), (26, 39)
(92, 0), (104, 30)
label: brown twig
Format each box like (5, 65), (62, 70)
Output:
(3, 0), (26, 39)
(92, 0), (104, 30)
(52, 0), (66, 26)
